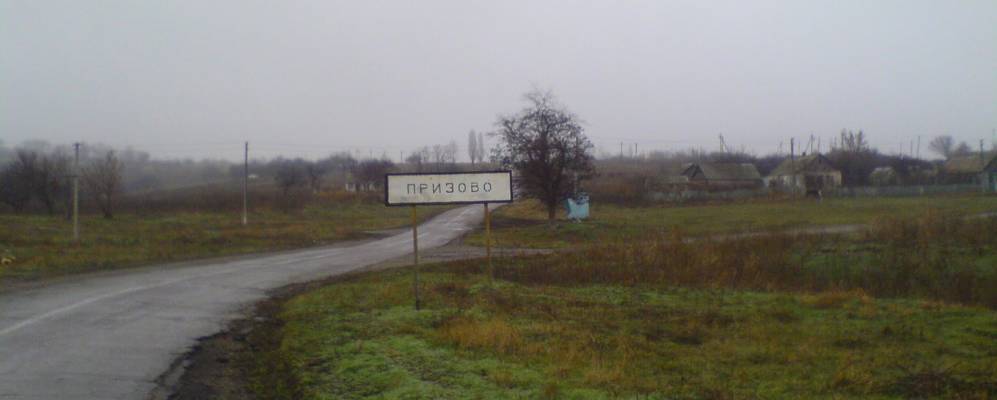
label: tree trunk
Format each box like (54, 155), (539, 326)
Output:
(546, 202), (557, 221)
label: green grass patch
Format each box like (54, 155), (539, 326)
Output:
(468, 194), (997, 248)
(0, 201), (449, 282)
(256, 266), (997, 399)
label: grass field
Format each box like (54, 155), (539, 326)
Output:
(0, 197), (448, 282)
(247, 212), (997, 399)
(251, 268), (997, 399)
(467, 194), (997, 248)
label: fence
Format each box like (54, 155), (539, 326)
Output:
(826, 184), (984, 198)
(646, 183), (985, 203)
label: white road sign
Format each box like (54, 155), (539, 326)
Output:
(385, 171), (513, 206)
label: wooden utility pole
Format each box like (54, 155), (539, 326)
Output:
(917, 136), (921, 159)
(411, 206), (420, 310)
(242, 141), (248, 226)
(72, 142), (80, 243)
(790, 138), (797, 197)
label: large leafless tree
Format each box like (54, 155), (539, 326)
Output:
(82, 150), (123, 219)
(493, 90), (594, 220)
(355, 159), (395, 190)
(928, 135), (955, 159)
(0, 151), (38, 212)
(467, 130), (479, 165)
(274, 158), (305, 197)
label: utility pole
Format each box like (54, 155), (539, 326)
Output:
(72, 142), (80, 243)
(917, 136), (921, 159)
(242, 141), (248, 226)
(790, 138), (798, 198)
(620, 142), (624, 159)
(981, 139), (986, 166)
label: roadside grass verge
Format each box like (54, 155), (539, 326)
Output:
(0, 200), (448, 283)
(466, 193), (997, 248)
(250, 214), (997, 399)
(255, 274), (997, 399)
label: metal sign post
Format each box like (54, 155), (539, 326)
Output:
(385, 171), (513, 310)
(411, 205), (420, 310)
(484, 202), (492, 283)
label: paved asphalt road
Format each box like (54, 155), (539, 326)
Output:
(0, 205), (486, 399)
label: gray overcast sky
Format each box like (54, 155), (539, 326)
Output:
(2, 0), (995, 161)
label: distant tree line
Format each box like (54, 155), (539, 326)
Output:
(0, 144), (122, 218)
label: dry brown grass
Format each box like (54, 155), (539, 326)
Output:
(453, 214), (997, 307)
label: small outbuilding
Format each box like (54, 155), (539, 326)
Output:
(766, 154), (842, 194)
(680, 162), (763, 190)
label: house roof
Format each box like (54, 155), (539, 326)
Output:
(682, 162), (761, 181)
(768, 154), (838, 177)
(942, 152), (997, 174)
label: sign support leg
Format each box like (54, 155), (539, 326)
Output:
(485, 202), (493, 284)
(412, 205), (420, 311)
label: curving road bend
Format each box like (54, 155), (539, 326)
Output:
(0, 205), (486, 400)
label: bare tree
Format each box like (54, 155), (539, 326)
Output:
(35, 152), (70, 215)
(468, 130), (478, 165)
(405, 149), (425, 172)
(431, 144), (445, 171)
(0, 151), (38, 213)
(928, 135), (955, 159)
(304, 162), (326, 193)
(493, 89), (595, 220)
(355, 159), (395, 190)
(828, 129), (878, 186)
(82, 150), (123, 219)
(274, 159), (305, 197)
(445, 140), (458, 168)
(953, 141), (973, 157)
(477, 132), (485, 164)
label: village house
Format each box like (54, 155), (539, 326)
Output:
(942, 151), (997, 192)
(766, 153), (842, 195)
(680, 162), (763, 190)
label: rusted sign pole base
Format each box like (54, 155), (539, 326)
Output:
(412, 205), (420, 311)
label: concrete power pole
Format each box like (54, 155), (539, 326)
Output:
(73, 142), (80, 242)
(242, 141), (248, 226)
